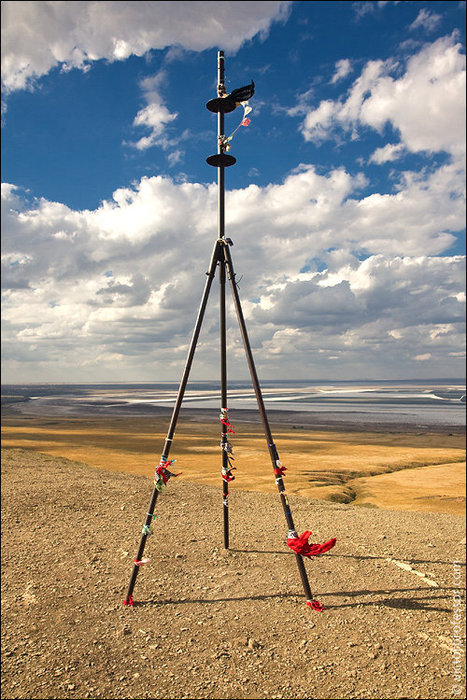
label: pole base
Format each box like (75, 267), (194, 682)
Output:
(207, 154), (237, 168)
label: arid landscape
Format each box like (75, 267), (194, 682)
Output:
(1, 402), (465, 514)
(2, 1), (466, 698)
(1, 398), (466, 699)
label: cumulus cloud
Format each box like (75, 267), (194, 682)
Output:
(2, 163), (465, 380)
(253, 255), (465, 330)
(299, 34), (466, 160)
(1, 0), (291, 92)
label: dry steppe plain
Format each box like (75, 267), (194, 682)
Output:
(1, 407), (465, 514)
(1, 402), (466, 699)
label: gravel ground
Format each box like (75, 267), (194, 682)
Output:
(1, 448), (465, 699)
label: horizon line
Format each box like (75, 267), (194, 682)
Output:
(1, 377), (466, 387)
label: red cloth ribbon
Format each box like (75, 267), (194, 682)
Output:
(287, 531), (336, 558)
(307, 599), (326, 612)
(156, 465), (170, 484)
(221, 469), (235, 482)
(156, 461), (181, 484)
(220, 409), (235, 434)
(274, 465), (287, 477)
(123, 595), (134, 606)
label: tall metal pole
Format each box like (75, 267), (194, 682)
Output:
(217, 51), (226, 239)
(217, 51), (230, 548)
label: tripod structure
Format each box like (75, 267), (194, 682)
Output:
(124, 51), (335, 611)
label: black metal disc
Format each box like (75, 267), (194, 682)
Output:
(206, 97), (236, 114)
(206, 153), (237, 168)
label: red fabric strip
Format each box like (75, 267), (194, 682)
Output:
(287, 531), (337, 557)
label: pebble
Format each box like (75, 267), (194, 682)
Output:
(247, 638), (260, 650)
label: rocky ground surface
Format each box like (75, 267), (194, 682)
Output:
(1, 448), (466, 699)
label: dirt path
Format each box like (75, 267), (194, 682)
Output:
(1, 448), (465, 699)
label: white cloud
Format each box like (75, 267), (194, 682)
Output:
(369, 143), (405, 164)
(352, 1), (401, 21)
(409, 9), (442, 34)
(299, 34), (466, 160)
(301, 58), (389, 142)
(130, 71), (178, 151)
(228, 161), (464, 261)
(1, 0), (291, 92)
(2, 164), (465, 380)
(360, 35), (466, 157)
(247, 251), (466, 378)
(133, 102), (177, 147)
(330, 58), (352, 84)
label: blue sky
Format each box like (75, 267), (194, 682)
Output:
(1, 1), (466, 383)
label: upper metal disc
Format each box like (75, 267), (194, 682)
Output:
(206, 153), (237, 168)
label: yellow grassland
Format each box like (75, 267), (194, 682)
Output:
(2, 414), (465, 515)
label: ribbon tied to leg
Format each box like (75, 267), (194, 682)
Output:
(221, 465), (236, 482)
(287, 531), (336, 558)
(154, 458), (182, 491)
(274, 459), (287, 479)
(219, 408), (235, 434)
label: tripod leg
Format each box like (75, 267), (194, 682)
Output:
(222, 242), (314, 605)
(124, 240), (222, 605)
(219, 259), (237, 549)
(219, 259), (230, 548)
